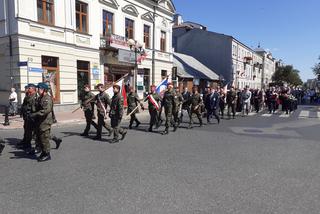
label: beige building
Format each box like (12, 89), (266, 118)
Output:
(0, 0), (175, 109)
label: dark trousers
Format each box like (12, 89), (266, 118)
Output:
(24, 120), (35, 148)
(36, 128), (51, 153)
(164, 107), (174, 129)
(110, 117), (125, 140)
(149, 109), (158, 129)
(254, 100), (261, 113)
(96, 113), (112, 137)
(189, 109), (202, 126)
(227, 103), (236, 118)
(83, 109), (98, 134)
(268, 100), (276, 113)
(129, 113), (140, 127)
(219, 103), (225, 117)
(207, 108), (220, 123)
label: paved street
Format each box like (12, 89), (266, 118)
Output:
(1, 105), (320, 214)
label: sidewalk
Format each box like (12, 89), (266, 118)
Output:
(0, 107), (150, 130)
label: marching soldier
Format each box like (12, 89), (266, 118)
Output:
(206, 87), (220, 124)
(94, 83), (113, 140)
(127, 86), (144, 129)
(16, 84), (38, 152)
(29, 83), (54, 162)
(162, 83), (177, 135)
(145, 85), (161, 132)
(80, 84), (97, 136)
(219, 88), (226, 119)
(226, 86), (237, 119)
(188, 86), (203, 129)
(17, 84), (31, 147)
(180, 87), (191, 123)
(109, 84), (127, 143)
(173, 87), (183, 126)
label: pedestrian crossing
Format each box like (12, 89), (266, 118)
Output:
(233, 108), (320, 120)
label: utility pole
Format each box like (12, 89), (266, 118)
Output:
(152, 2), (157, 85)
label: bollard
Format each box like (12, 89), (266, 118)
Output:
(3, 106), (10, 126)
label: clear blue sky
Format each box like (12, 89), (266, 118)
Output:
(173, 0), (320, 81)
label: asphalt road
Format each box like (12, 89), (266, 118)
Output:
(0, 106), (320, 214)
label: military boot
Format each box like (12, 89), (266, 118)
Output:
(135, 120), (141, 128)
(52, 136), (62, 149)
(148, 126), (153, 132)
(0, 143), (5, 155)
(37, 152), (51, 162)
(162, 128), (169, 135)
(120, 130), (127, 141)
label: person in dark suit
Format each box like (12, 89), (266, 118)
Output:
(206, 87), (220, 124)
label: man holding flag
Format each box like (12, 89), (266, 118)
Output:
(144, 85), (162, 132)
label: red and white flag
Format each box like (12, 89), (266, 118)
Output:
(105, 77), (128, 107)
(147, 94), (160, 111)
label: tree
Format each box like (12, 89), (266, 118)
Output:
(272, 65), (303, 86)
(312, 56), (320, 77)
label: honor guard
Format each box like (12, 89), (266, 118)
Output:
(94, 83), (113, 140)
(162, 83), (177, 135)
(127, 86), (144, 129)
(145, 85), (161, 132)
(80, 84), (97, 136)
(173, 87), (183, 126)
(226, 86), (237, 119)
(109, 84), (127, 143)
(30, 83), (54, 162)
(188, 86), (203, 129)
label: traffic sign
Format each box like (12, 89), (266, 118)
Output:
(17, 61), (28, 67)
(29, 67), (44, 73)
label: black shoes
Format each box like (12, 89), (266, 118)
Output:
(93, 136), (102, 140)
(135, 121), (141, 128)
(162, 129), (169, 135)
(110, 138), (120, 144)
(0, 143), (5, 155)
(121, 130), (127, 141)
(37, 152), (51, 162)
(52, 136), (62, 149)
(80, 132), (89, 137)
(173, 125), (178, 132)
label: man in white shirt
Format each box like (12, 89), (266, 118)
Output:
(241, 86), (252, 116)
(8, 88), (18, 116)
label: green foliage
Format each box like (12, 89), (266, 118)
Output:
(312, 56), (320, 76)
(272, 65), (303, 86)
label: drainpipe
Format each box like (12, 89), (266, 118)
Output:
(152, 3), (156, 85)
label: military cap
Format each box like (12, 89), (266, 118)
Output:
(28, 83), (37, 88)
(37, 82), (49, 90)
(96, 83), (104, 88)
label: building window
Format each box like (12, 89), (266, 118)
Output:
(76, 1), (88, 33)
(42, 56), (59, 103)
(161, 70), (167, 79)
(103, 10), (113, 35)
(37, 0), (54, 25)
(77, 60), (90, 98)
(160, 31), (166, 52)
(125, 18), (134, 39)
(144, 25), (150, 49)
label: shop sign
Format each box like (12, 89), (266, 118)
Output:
(104, 34), (130, 50)
(118, 49), (135, 64)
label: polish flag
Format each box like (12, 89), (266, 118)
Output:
(105, 78), (127, 107)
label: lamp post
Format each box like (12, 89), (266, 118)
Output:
(128, 39), (144, 91)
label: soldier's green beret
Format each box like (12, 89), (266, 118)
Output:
(37, 82), (49, 90)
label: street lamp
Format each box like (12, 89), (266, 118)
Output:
(128, 39), (144, 91)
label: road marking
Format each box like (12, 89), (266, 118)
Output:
(299, 110), (309, 118)
(261, 113), (272, 117)
(279, 113), (290, 118)
(308, 111), (318, 118)
(318, 112), (320, 118)
(248, 112), (257, 116)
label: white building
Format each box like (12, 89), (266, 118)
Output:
(255, 46), (276, 88)
(0, 0), (175, 109)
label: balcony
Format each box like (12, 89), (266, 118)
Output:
(100, 33), (130, 51)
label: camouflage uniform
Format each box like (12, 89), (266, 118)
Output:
(189, 93), (203, 128)
(173, 91), (183, 126)
(32, 93), (53, 155)
(109, 92), (127, 142)
(80, 91), (97, 136)
(127, 92), (141, 128)
(95, 91), (112, 139)
(162, 89), (177, 134)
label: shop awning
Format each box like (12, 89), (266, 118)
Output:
(173, 52), (219, 80)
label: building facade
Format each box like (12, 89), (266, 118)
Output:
(173, 17), (276, 90)
(0, 0), (175, 108)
